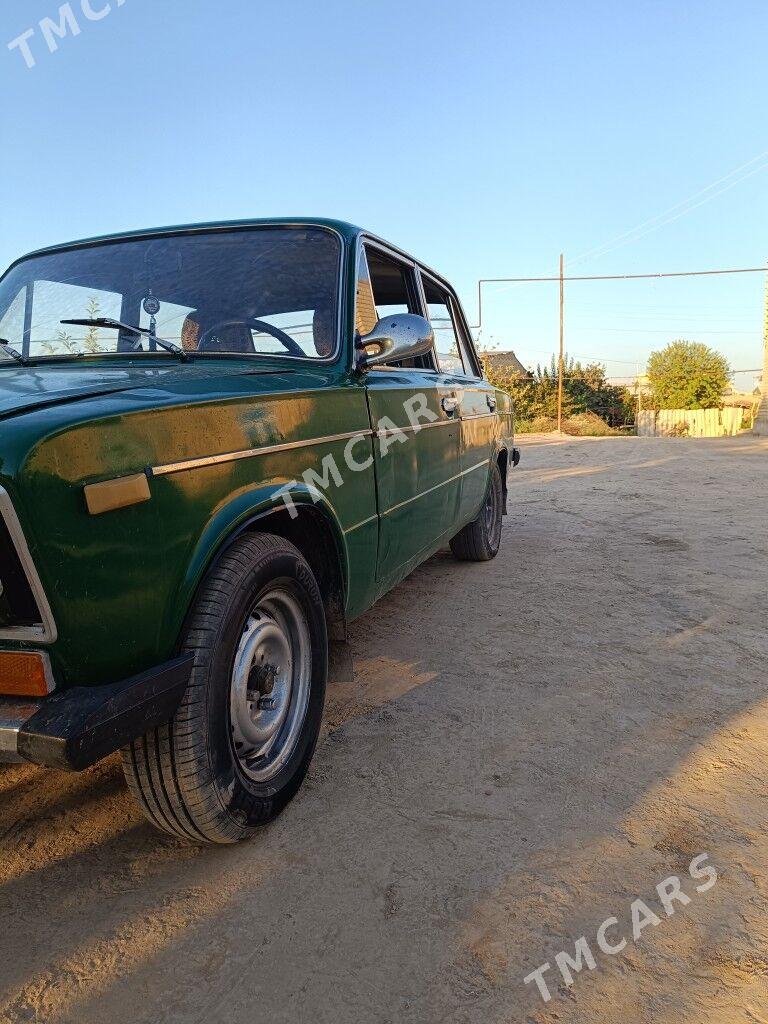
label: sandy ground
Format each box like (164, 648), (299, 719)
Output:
(1, 434), (768, 1024)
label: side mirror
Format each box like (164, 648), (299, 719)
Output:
(356, 313), (434, 370)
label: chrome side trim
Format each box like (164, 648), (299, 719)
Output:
(151, 429), (375, 478)
(345, 459), (491, 530)
(0, 487), (58, 644)
(368, 365), (427, 373)
(376, 419), (454, 438)
(460, 412), (497, 422)
(0, 698), (42, 762)
(344, 514), (378, 535)
(382, 459), (490, 517)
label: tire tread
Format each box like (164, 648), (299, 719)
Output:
(449, 463), (504, 562)
(122, 533), (323, 844)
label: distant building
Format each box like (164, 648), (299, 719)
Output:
(482, 350), (532, 378)
(722, 391), (759, 409)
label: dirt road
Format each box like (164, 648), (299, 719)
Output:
(2, 435), (767, 1024)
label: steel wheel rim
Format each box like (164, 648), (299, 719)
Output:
(230, 585), (311, 783)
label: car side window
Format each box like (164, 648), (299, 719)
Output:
(0, 287), (26, 347)
(356, 247), (435, 370)
(422, 276), (472, 375)
(355, 249), (379, 339)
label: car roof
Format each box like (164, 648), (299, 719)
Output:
(19, 218), (364, 261)
(14, 217), (457, 301)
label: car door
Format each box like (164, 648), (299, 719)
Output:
(419, 271), (497, 527)
(358, 243), (460, 585)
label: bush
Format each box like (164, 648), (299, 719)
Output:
(668, 422), (690, 438)
(562, 411), (619, 436)
(515, 412), (620, 436)
(516, 416), (558, 433)
(482, 354), (634, 428)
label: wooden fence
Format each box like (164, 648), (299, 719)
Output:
(637, 407), (745, 437)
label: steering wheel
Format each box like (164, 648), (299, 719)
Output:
(198, 317), (304, 356)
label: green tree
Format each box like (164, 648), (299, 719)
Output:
(482, 353), (633, 426)
(41, 296), (103, 355)
(82, 297), (102, 353)
(646, 340), (730, 410)
(42, 329), (77, 355)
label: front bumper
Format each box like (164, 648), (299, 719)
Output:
(0, 655), (193, 771)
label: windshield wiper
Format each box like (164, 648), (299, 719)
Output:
(60, 318), (190, 361)
(0, 338), (29, 366)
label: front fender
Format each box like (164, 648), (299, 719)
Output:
(169, 480), (350, 643)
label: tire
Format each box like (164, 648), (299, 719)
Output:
(121, 533), (328, 844)
(449, 462), (504, 562)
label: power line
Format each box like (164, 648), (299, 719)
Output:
(506, 368), (763, 381)
(571, 327), (760, 335)
(569, 150), (768, 266)
(473, 264), (767, 331)
(482, 148), (768, 311)
(484, 265), (766, 285)
(485, 346), (639, 363)
(570, 312), (758, 321)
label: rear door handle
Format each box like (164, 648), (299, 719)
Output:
(441, 396), (458, 415)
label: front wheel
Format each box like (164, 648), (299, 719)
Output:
(122, 533), (327, 844)
(449, 462), (504, 562)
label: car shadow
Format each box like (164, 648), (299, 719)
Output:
(0, 436), (766, 1023)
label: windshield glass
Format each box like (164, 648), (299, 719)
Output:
(0, 227), (341, 361)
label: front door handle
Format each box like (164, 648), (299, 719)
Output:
(442, 396), (458, 415)
(487, 394), (497, 411)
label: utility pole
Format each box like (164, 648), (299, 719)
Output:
(557, 254), (565, 432)
(754, 265), (768, 436)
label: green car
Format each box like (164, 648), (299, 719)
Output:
(0, 219), (517, 843)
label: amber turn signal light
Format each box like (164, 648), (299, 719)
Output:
(0, 651), (54, 697)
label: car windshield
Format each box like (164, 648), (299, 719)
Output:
(0, 226), (341, 361)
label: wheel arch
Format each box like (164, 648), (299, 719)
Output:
(495, 445), (509, 513)
(241, 504), (347, 637)
(173, 484), (350, 647)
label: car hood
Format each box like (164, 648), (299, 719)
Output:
(0, 361), (294, 420)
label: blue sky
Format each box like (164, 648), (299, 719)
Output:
(1, 0), (766, 388)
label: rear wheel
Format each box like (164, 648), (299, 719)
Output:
(121, 533), (327, 844)
(449, 462), (504, 562)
